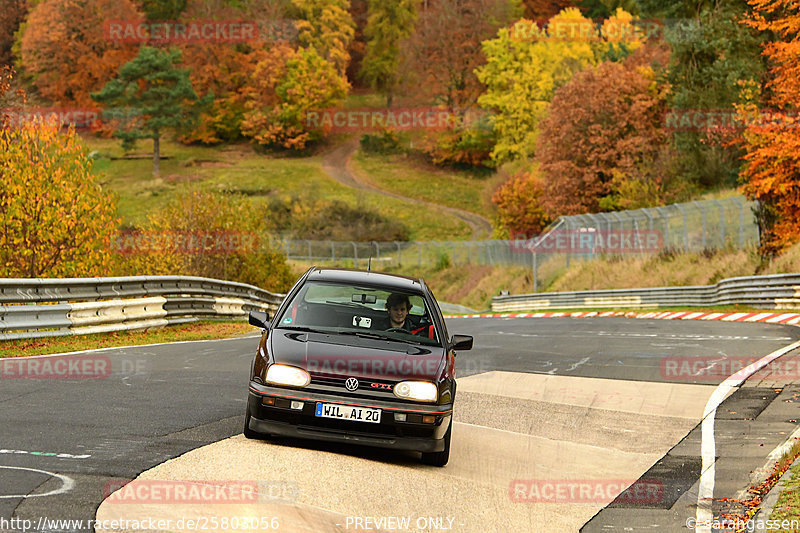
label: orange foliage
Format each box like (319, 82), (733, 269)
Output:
(178, 44), (270, 144)
(740, 0), (800, 255)
(492, 169), (551, 238)
(19, 0), (141, 106)
(535, 46), (672, 217)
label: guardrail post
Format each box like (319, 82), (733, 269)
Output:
(351, 241), (358, 268)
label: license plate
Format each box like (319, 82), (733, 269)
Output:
(315, 403), (381, 423)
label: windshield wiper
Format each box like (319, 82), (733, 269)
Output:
(338, 330), (424, 344)
(278, 326), (329, 334)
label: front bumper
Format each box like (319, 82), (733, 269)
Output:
(247, 382), (452, 452)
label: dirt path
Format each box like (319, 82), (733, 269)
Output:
(321, 139), (494, 239)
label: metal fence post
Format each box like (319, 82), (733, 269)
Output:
(693, 201), (707, 249)
(675, 203), (688, 250)
(712, 199), (725, 248)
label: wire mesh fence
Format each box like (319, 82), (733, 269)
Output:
(269, 196), (761, 288)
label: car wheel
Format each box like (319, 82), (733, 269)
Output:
(421, 421), (451, 467)
(243, 410), (267, 440)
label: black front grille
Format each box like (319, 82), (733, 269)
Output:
(309, 374), (401, 402)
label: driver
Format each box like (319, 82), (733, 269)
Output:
(384, 293), (435, 339)
(385, 293), (414, 330)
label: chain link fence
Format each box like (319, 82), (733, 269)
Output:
(270, 196), (761, 286)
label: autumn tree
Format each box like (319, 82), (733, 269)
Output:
(176, 0), (295, 144)
(476, 7), (597, 164)
(402, 0), (522, 109)
(0, 66), (26, 128)
(291, 0), (355, 75)
(241, 43), (348, 150)
(115, 188), (294, 293)
(140, 0), (186, 19)
(360, 0), (420, 107)
(638, 0), (764, 189)
(521, 0), (574, 19)
(534, 46), (681, 216)
(19, 0), (141, 106)
(492, 169), (551, 237)
(93, 46), (208, 176)
(0, 118), (117, 277)
(739, 0), (800, 255)
(0, 0), (27, 68)
(347, 0), (369, 85)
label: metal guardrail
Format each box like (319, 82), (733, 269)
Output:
(0, 276), (285, 340)
(491, 274), (800, 312)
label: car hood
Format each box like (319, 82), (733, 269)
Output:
(270, 330), (446, 381)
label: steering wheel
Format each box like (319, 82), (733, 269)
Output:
(386, 327), (409, 333)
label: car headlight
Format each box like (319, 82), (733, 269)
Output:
(393, 381), (438, 403)
(265, 364), (310, 388)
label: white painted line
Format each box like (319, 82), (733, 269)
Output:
(746, 313), (776, 322)
(722, 313), (751, 321)
(0, 448), (90, 459)
(0, 466), (75, 498)
(695, 339), (800, 533)
(767, 313), (800, 323)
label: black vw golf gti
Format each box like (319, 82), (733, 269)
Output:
(244, 267), (473, 466)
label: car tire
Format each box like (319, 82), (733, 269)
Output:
(243, 410), (267, 440)
(421, 420), (451, 467)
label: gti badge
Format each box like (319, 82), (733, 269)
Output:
(345, 377), (359, 391)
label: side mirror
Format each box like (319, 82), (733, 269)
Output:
(249, 310), (270, 329)
(451, 335), (473, 351)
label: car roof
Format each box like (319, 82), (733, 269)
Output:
(305, 267), (426, 293)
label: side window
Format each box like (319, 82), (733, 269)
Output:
(426, 287), (448, 343)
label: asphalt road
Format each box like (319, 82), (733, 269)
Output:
(2, 317), (800, 532)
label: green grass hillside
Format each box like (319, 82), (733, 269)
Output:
(85, 136), (479, 240)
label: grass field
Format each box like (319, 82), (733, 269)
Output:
(83, 135), (473, 240)
(351, 149), (503, 217)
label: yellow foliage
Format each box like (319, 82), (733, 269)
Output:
(0, 118), (118, 277)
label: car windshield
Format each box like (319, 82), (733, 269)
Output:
(275, 281), (440, 346)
